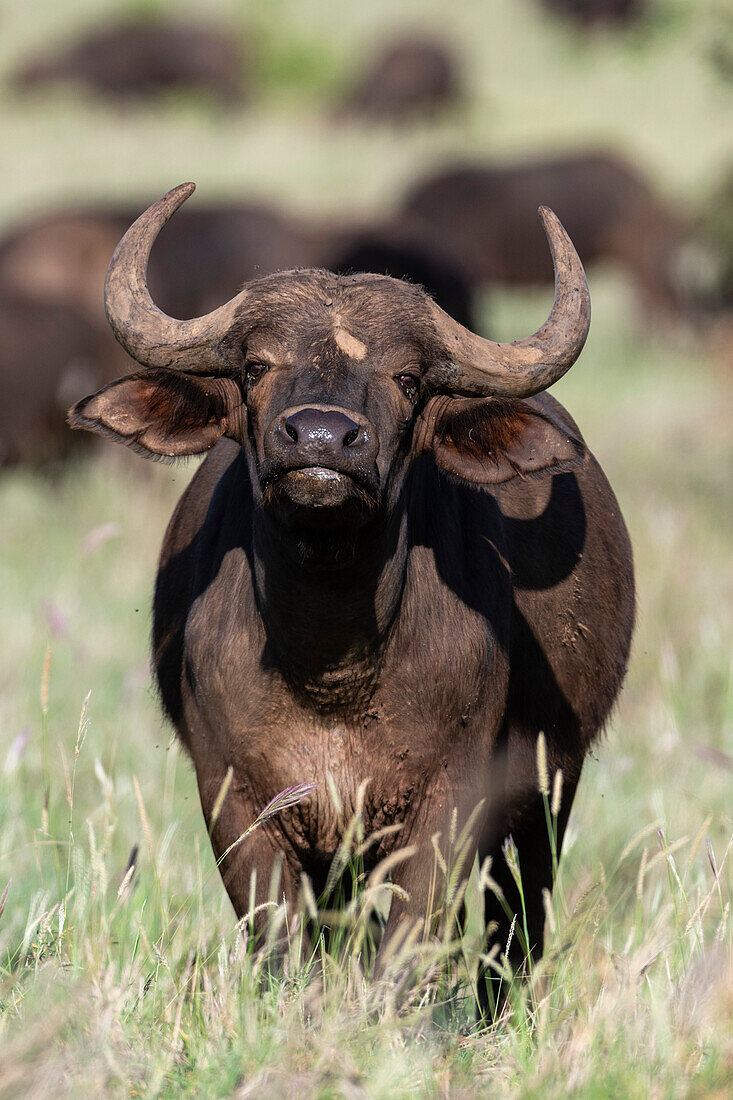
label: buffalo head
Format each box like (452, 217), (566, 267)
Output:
(69, 183), (590, 534)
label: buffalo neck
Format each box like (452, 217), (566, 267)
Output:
(250, 506), (409, 714)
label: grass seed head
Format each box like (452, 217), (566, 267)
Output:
(536, 731), (549, 797)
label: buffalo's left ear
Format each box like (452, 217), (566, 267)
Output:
(68, 369), (245, 459)
(416, 393), (586, 485)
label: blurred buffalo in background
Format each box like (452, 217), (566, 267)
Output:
(136, 203), (318, 317)
(324, 230), (478, 330)
(538, 0), (647, 28)
(400, 151), (693, 318)
(0, 211), (126, 325)
(0, 202), (316, 324)
(338, 35), (462, 123)
(0, 295), (131, 466)
(0, 212), (128, 464)
(12, 18), (248, 104)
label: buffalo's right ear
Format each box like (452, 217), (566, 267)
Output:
(68, 369), (245, 458)
(416, 393), (586, 485)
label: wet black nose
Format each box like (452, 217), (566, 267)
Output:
(283, 408), (362, 450)
(270, 407), (377, 468)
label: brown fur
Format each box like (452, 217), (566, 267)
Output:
(418, 395), (585, 485)
(69, 371), (242, 459)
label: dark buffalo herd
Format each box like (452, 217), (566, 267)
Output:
(13, 21), (460, 121)
(13, 18), (247, 104)
(0, 203), (316, 324)
(0, 19), (706, 470)
(68, 185), (635, 1012)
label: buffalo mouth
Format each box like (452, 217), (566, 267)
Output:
(262, 465), (379, 529)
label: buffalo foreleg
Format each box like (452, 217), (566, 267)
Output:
(194, 763), (310, 961)
(476, 769), (580, 1019)
(372, 792), (487, 986)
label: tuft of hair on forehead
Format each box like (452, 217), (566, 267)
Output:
(235, 268), (433, 317)
(334, 270), (434, 314)
(224, 267), (438, 355)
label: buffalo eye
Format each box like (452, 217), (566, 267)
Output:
(395, 373), (420, 401)
(245, 362), (269, 386)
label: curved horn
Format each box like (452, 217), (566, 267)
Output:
(425, 206), (591, 398)
(104, 182), (250, 372)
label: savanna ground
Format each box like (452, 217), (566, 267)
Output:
(0, 0), (731, 1096)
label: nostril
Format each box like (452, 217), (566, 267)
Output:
(284, 421), (298, 443)
(343, 428), (359, 447)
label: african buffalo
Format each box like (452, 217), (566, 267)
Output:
(338, 36), (462, 123)
(400, 152), (691, 318)
(69, 184), (634, 1012)
(13, 18), (247, 104)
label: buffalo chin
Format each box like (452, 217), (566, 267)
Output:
(264, 467), (377, 531)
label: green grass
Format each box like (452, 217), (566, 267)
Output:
(1, 0), (732, 1095)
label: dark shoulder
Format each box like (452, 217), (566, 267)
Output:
(159, 438), (242, 567)
(153, 439), (245, 730)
